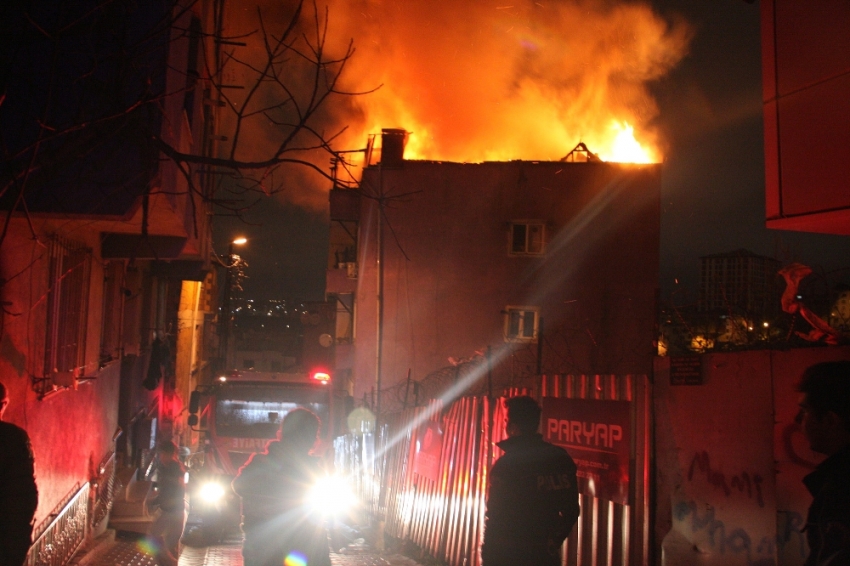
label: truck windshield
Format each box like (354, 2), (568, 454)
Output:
(214, 383), (330, 439)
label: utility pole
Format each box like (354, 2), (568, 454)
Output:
(375, 163), (384, 423)
(220, 237), (246, 369)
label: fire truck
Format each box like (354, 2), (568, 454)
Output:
(185, 367), (342, 542)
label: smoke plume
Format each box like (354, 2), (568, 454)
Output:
(221, 0), (692, 209)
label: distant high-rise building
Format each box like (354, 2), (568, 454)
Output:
(698, 249), (781, 316)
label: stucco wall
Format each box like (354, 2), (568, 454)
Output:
(655, 346), (850, 566)
(0, 218), (122, 528)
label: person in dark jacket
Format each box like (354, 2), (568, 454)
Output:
(0, 382), (38, 566)
(796, 361), (850, 566)
(232, 408), (331, 566)
(482, 396), (580, 566)
(147, 440), (187, 566)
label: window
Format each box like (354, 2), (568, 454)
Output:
(329, 293), (354, 344)
(43, 237), (92, 376)
(504, 306), (539, 342)
(509, 221), (545, 255)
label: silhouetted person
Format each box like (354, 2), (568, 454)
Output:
(796, 361), (850, 565)
(232, 408), (330, 566)
(482, 396), (580, 566)
(147, 440), (187, 566)
(0, 382), (38, 566)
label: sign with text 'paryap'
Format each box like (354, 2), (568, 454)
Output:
(542, 397), (631, 505)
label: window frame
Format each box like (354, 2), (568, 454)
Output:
(508, 220), (546, 256)
(503, 305), (540, 343)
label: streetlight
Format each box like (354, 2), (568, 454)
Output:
(221, 237), (247, 368)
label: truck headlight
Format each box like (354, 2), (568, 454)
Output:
(199, 481), (226, 503)
(307, 475), (356, 516)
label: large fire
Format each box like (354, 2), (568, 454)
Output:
(328, 0), (692, 165)
(224, 0), (692, 208)
(602, 121), (655, 164)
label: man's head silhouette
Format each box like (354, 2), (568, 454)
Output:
(280, 408), (320, 452)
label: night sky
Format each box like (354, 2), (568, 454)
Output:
(214, 0), (850, 303)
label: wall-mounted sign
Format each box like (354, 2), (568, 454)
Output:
(670, 355), (703, 385)
(542, 397), (631, 505)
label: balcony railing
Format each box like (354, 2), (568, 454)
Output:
(25, 450), (117, 566)
(90, 452), (116, 530)
(26, 484), (89, 566)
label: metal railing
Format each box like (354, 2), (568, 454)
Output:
(26, 483), (89, 566)
(90, 452), (117, 530)
(25, 449), (118, 566)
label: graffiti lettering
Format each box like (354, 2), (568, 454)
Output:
(674, 500), (777, 566)
(777, 510), (807, 558)
(688, 451), (765, 508)
(781, 423), (820, 469)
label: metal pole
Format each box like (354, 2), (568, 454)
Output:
(374, 171), (386, 549)
(404, 368), (411, 410)
(221, 243), (234, 369)
(536, 316), (544, 376)
(375, 165), (384, 423)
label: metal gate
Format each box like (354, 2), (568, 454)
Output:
(338, 374), (651, 566)
(541, 374), (652, 566)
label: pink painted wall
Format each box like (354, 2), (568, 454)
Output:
(655, 346), (850, 566)
(355, 161), (660, 403)
(0, 219), (122, 529)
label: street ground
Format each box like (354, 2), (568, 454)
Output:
(74, 528), (431, 566)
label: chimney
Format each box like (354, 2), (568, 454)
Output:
(380, 128), (408, 166)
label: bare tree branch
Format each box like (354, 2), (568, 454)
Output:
(2, 0), (372, 254)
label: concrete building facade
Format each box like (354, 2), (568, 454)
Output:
(328, 131), (662, 411)
(0, 0), (221, 557)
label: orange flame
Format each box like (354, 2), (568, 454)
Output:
(599, 121), (656, 164)
(329, 0), (691, 165)
(224, 0), (692, 208)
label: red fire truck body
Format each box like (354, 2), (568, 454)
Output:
(200, 369), (333, 475)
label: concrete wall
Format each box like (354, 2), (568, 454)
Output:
(655, 346), (850, 566)
(355, 160), (660, 404)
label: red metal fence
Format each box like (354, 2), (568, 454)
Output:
(337, 375), (651, 566)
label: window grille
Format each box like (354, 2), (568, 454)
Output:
(43, 237), (92, 377)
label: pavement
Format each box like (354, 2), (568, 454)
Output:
(73, 529), (430, 566)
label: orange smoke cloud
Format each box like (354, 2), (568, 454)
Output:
(328, 0), (692, 163)
(218, 0), (691, 210)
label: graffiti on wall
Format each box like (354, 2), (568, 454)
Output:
(781, 422), (820, 469)
(688, 451), (765, 508)
(674, 500), (805, 565)
(674, 499), (773, 564)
